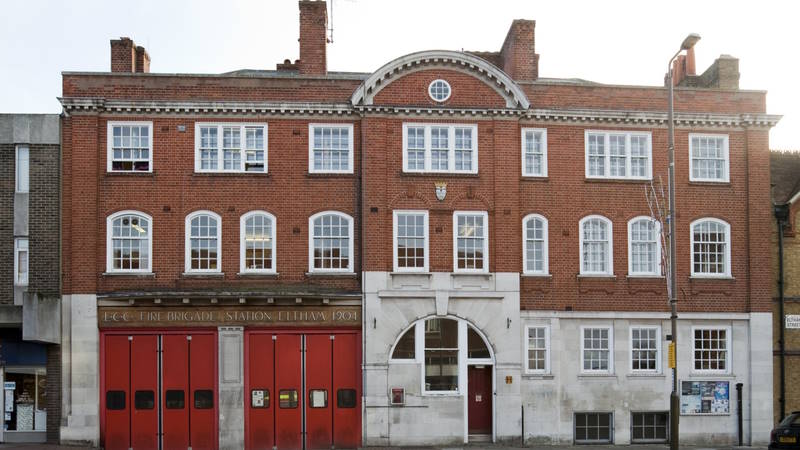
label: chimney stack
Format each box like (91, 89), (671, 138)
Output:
(298, 0), (328, 76)
(500, 20), (539, 81)
(110, 37), (150, 73)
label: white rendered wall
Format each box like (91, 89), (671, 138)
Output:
(59, 294), (99, 446)
(519, 311), (773, 446)
(363, 271), (521, 446)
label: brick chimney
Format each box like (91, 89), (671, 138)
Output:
(676, 53), (739, 90)
(298, 0), (328, 76)
(110, 37), (150, 73)
(500, 19), (539, 81)
(135, 46), (150, 73)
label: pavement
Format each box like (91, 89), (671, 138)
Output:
(0, 445), (769, 450)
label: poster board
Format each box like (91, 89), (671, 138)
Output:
(680, 380), (729, 415)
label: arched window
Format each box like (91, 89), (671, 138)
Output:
(185, 211), (221, 273)
(240, 211), (276, 273)
(523, 214), (548, 275)
(388, 316), (493, 395)
(628, 216), (661, 276)
(107, 211), (152, 272)
(580, 215), (613, 275)
(309, 211), (353, 272)
(691, 218), (731, 277)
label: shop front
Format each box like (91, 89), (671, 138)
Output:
(96, 301), (361, 450)
(0, 333), (49, 444)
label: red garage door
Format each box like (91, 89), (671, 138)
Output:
(245, 331), (361, 450)
(102, 332), (217, 450)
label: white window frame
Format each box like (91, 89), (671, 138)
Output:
(452, 211), (489, 273)
(627, 216), (662, 277)
(185, 210), (222, 273)
(308, 124), (354, 174)
(428, 79), (452, 102)
(579, 215), (614, 276)
(194, 123), (268, 173)
(629, 325), (662, 374)
(524, 325), (551, 374)
(690, 218), (731, 278)
(308, 211), (354, 273)
(580, 326), (614, 374)
(15, 145), (29, 193)
(691, 325), (732, 374)
(106, 210), (153, 274)
(14, 238), (28, 286)
(239, 211), (277, 274)
(521, 128), (548, 177)
(689, 133), (729, 183)
(392, 210), (429, 273)
(107, 121), (153, 173)
(522, 214), (549, 275)
(389, 322), (422, 363)
(584, 130), (652, 180)
(402, 123), (479, 174)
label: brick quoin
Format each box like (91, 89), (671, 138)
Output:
(61, 3), (775, 319)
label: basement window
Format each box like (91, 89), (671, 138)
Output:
(574, 412), (613, 444)
(631, 411), (668, 443)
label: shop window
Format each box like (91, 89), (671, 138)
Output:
(337, 389), (357, 408)
(279, 389), (298, 408)
(106, 390), (126, 410)
(165, 390), (185, 409)
(134, 390), (155, 409)
(391, 326), (415, 360)
(4, 370), (47, 431)
(574, 412), (613, 444)
(309, 389), (328, 408)
(631, 411), (669, 443)
(193, 390), (213, 409)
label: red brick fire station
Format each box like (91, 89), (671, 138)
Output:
(57, 1), (779, 448)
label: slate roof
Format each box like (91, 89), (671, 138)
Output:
(771, 150), (800, 204)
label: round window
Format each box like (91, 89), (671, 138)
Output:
(428, 79), (451, 102)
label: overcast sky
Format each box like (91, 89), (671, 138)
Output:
(1, 0), (796, 149)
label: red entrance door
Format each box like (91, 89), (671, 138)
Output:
(467, 365), (492, 435)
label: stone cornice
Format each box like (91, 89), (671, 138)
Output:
(59, 97), (356, 117)
(59, 97), (781, 128)
(524, 108), (781, 128)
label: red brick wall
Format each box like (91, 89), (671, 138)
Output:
(62, 116), (360, 295)
(359, 96), (770, 315)
(372, 69), (507, 108)
(62, 63), (771, 315)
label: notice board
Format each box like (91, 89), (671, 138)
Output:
(680, 380), (730, 415)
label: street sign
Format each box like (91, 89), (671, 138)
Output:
(787, 315), (800, 329)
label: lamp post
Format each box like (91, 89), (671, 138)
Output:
(666, 32), (700, 450)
